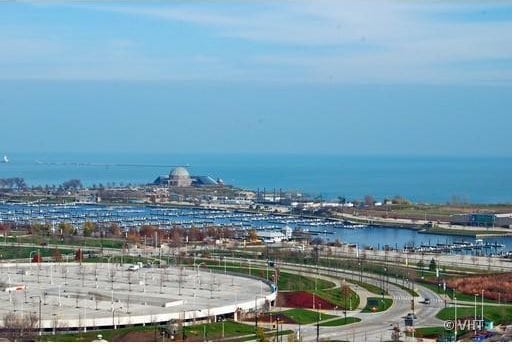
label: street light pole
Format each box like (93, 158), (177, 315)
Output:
(454, 297), (458, 342)
(316, 303), (320, 342)
(481, 289), (484, 328)
(474, 294), (478, 335)
(30, 296), (42, 337)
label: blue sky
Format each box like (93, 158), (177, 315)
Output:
(0, 1), (511, 155)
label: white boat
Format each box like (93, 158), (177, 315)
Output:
(1, 155), (7, 163)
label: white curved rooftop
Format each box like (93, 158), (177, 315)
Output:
(170, 167), (190, 177)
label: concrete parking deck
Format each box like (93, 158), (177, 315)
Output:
(0, 262), (276, 330)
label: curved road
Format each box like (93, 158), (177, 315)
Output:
(236, 259), (445, 342)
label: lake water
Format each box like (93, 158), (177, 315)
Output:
(1, 153), (511, 204)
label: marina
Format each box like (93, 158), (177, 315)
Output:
(0, 202), (511, 256)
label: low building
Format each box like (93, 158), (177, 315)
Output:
(256, 230), (286, 243)
(451, 213), (512, 228)
(256, 226), (293, 243)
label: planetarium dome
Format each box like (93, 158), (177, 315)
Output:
(169, 167), (192, 187)
(170, 167), (190, 177)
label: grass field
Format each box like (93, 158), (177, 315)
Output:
(41, 321), (263, 342)
(5, 236), (125, 249)
(437, 306), (512, 324)
(184, 320), (258, 340)
(203, 264), (336, 291)
(277, 309), (337, 325)
(313, 287), (360, 310)
(413, 326), (448, 338)
(0, 245), (74, 260)
(40, 325), (160, 342)
(320, 317), (361, 327)
(362, 297), (393, 313)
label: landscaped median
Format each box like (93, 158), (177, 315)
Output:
(362, 297), (393, 313)
(204, 262), (360, 311)
(320, 317), (361, 326)
(275, 308), (336, 324)
(263, 309), (361, 327)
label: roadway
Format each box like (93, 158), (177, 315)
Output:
(232, 258), (445, 342)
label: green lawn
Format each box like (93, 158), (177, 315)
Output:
(41, 325), (159, 342)
(314, 287), (360, 310)
(203, 264), (335, 291)
(184, 320), (258, 340)
(320, 317), (361, 326)
(413, 326), (448, 338)
(0, 245), (73, 260)
(347, 278), (386, 296)
(362, 297), (393, 313)
(42, 321), (261, 342)
(5, 236), (124, 249)
(277, 309), (337, 325)
(397, 284), (419, 297)
(436, 306), (512, 324)
(278, 270), (335, 291)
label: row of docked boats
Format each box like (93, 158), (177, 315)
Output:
(403, 239), (505, 253)
(0, 202), (366, 232)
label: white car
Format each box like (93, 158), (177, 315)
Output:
(127, 265), (139, 271)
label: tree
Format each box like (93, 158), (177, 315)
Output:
(3, 311), (38, 341)
(75, 249), (83, 262)
(108, 223), (122, 237)
(58, 223), (74, 237)
(417, 260), (425, 271)
(126, 229), (140, 245)
(256, 327), (266, 342)
(340, 280), (352, 312)
(364, 194), (375, 206)
(248, 229), (258, 242)
(170, 228), (183, 247)
(310, 237), (324, 246)
(52, 248), (62, 262)
(61, 179), (82, 190)
(0, 223), (10, 236)
(32, 253), (42, 263)
(83, 221), (96, 237)
(429, 258), (437, 272)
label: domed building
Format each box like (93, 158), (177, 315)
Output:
(169, 167), (192, 187)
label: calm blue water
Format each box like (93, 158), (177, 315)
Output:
(0, 153), (511, 203)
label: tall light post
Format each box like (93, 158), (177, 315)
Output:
(454, 296), (458, 342)
(29, 250), (38, 272)
(481, 289), (485, 328)
(474, 294), (478, 335)
(316, 302), (320, 342)
(30, 295), (42, 337)
(220, 316), (225, 339)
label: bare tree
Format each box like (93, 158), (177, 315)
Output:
(2, 311), (38, 341)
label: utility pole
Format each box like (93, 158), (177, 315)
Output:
(316, 307), (320, 342)
(255, 297), (258, 331)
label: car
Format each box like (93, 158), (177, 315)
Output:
(423, 298), (431, 304)
(406, 313), (417, 319)
(127, 265), (139, 271)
